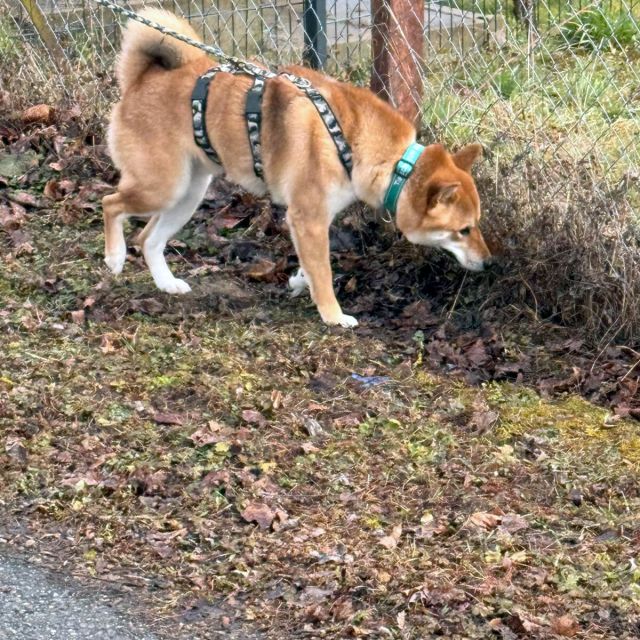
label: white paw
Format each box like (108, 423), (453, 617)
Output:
(104, 252), (126, 275)
(288, 269), (309, 298)
(324, 313), (359, 328)
(158, 278), (192, 295)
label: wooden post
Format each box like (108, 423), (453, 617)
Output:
(18, 0), (67, 71)
(371, 0), (424, 127)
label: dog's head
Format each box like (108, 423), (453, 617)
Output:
(396, 143), (491, 272)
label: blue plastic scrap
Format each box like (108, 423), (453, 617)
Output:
(350, 373), (390, 388)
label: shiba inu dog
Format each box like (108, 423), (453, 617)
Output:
(103, 9), (491, 327)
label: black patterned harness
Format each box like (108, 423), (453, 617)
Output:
(191, 66), (353, 181)
(244, 76), (266, 179)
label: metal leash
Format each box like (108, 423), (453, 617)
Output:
(95, 0), (274, 79)
(94, 0), (353, 175)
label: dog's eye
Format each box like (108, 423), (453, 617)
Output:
(459, 226), (472, 236)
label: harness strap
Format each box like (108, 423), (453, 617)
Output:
(98, 1), (353, 177)
(245, 76), (266, 179)
(191, 66), (228, 166)
(307, 85), (353, 176)
(192, 67), (353, 181)
(279, 73), (353, 176)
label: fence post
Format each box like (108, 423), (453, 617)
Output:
(371, 0), (424, 127)
(18, 0), (67, 71)
(513, 0), (535, 31)
(303, 0), (327, 69)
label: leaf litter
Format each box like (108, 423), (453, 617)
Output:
(0, 114), (639, 639)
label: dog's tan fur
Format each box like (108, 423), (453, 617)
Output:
(104, 9), (491, 326)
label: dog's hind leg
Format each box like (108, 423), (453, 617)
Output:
(102, 178), (168, 276)
(288, 268), (309, 297)
(137, 162), (211, 294)
(103, 192), (131, 274)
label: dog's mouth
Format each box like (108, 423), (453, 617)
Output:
(441, 246), (483, 271)
(405, 231), (487, 271)
(458, 256), (485, 272)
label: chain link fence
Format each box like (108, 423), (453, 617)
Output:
(1, 0), (639, 338)
(2, 0), (638, 183)
(2, 0), (638, 177)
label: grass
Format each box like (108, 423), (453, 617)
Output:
(560, 5), (640, 50)
(0, 108), (639, 635)
(422, 45), (640, 178)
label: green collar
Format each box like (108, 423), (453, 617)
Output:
(383, 142), (425, 215)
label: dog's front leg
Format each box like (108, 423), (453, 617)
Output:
(287, 207), (357, 328)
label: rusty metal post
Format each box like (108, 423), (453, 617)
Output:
(371, 0), (424, 127)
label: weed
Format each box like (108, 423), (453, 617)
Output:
(560, 5), (640, 51)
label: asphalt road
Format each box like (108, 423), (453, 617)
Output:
(0, 550), (159, 640)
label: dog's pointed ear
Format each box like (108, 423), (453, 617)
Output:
(427, 181), (461, 209)
(452, 143), (483, 172)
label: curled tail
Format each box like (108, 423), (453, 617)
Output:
(116, 9), (208, 93)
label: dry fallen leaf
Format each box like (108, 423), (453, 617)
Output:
(0, 202), (25, 230)
(201, 469), (231, 487)
(377, 570), (392, 584)
(505, 611), (543, 634)
(153, 412), (184, 426)
(60, 471), (101, 488)
(244, 259), (277, 280)
(242, 409), (267, 426)
(333, 413), (361, 428)
(331, 597), (354, 621)
(299, 442), (319, 455)
(303, 603), (328, 623)
(100, 334), (116, 354)
(488, 618), (503, 630)
(21, 104), (55, 125)
(551, 615), (580, 637)
(379, 524), (402, 549)
(48, 160), (66, 171)
(8, 190), (42, 208)
(271, 508), (290, 532)
(241, 502), (275, 530)
(189, 422), (225, 447)
(467, 512), (502, 530)
(9, 229), (34, 254)
(344, 276), (357, 293)
(5, 436), (27, 465)
(270, 389), (283, 409)
(500, 514), (529, 534)
(415, 511), (448, 539)
(70, 309), (85, 324)
(465, 339), (491, 366)
(470, 409), (499, 433)
(43, 179), (62, 201)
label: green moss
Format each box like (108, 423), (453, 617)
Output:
(486, 382), (639, 470)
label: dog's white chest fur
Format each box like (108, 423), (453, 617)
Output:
(327, 181), (357, 219)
